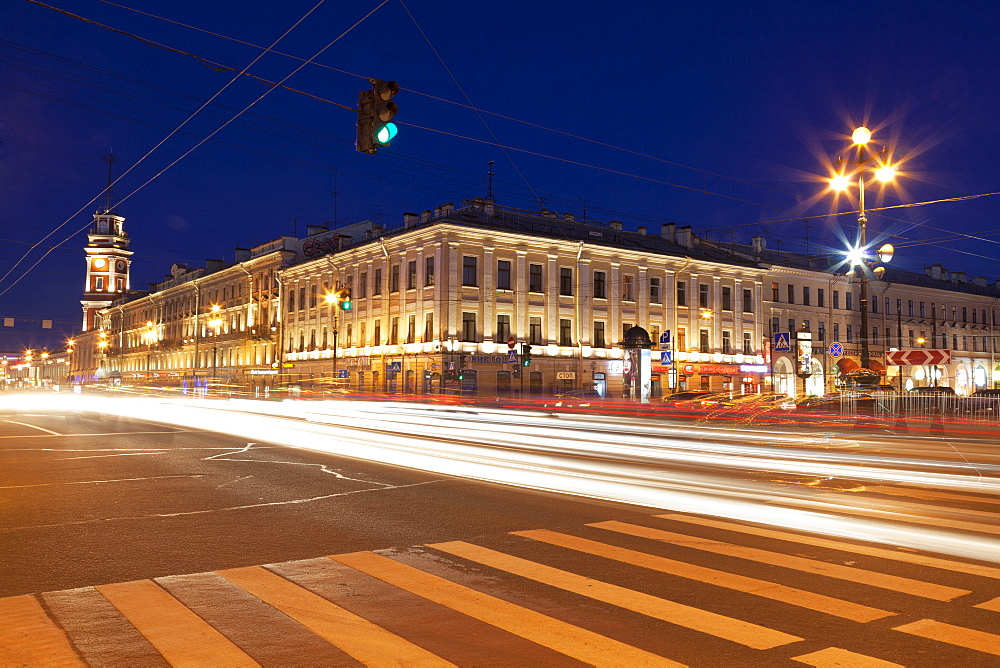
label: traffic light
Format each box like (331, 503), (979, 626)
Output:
(337, 287), (352, 311)
(458, 354), (468, 381)
(520, 342), (532, 367)
(356, 79), (399, 155)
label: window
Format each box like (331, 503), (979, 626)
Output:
(95, 276), (104, 291)
(722, 286), (732, 311)
(560, 267), (573, 295)
(962, 306), (968, 322)
(424, 257), (434, 286)
(699, 284), (709, 308)
(463, 256), (478, 287)
(886, 328), (892, 348)
(559, 319), (573, 346)
(373, 269), (382, 295)
(677, 328), (687, 351)
(299, 286), (306, 310)
(908, 329), (914, 347)
(919, 301), (925, 318)
(802, 286), (810, 306)
(817, 289), (825, 308)
(787, 285), (795, 304)
(872, 327), (879, 346)
(593, 271), (606, 299)
(360, 272), (368, 299)
(846, 292), (853, 310)
(818, 321), (826, 342)
(346, 324), (353, 347)
(847, 324), (854, 343)
(373, 320), (381, 346)
(389, 317), (399, 345)
(529, 317), (542, 344)
(872, 297), (878, 314)
(497, 260), (512, 290)
(650, 277), (661, 303)
(115, 277), (124, 292)
(360, 322), (367, 346)
(771, 317), (780, 336)
(390, 265), (400, 293)
(833, 291), (840, 309)
(310, 285), (318, 307)
(722, 331), (732, 354)
(908, 300), (914, 317)
(622, 275), (634, 301)
(771, 283), (779, 301)
(743, 332), (753, 355)
(462, 312), (477, 341)
(529, 264), (543, 292)
(407, 261), (417, 290)
(406, 316), (415, 344)
(594, 321), (606, 347)
(496, 314), (511, 341)
(699, 329), (710, 351)
(677, 281), (687, 306)
(424, 313), (433, 341)
(833, 323), (840, 342)
(743, 289), (753, 313)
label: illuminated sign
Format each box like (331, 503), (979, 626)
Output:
(739, 364), (769, 373)
(697, 365), (740, 375)
(249, 369), (279, 375)
(302, 234), (345, 258)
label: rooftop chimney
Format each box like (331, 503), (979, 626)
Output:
(677, 225), (694, 248)
(610, 220), (623, 230)
(403, 212), (419, 228)
(637, 225), (647, 235)
(661, 222), (676, 242)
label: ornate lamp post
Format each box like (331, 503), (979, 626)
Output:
(795, 323), (813, 397)
(208, 304), (223, 383)
(829, 126), (899, 384)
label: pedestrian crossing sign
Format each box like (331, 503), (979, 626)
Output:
(506, 349), (518, 364)
(773, 332), (791, 351)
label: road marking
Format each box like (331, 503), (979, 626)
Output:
(217, 565), (450, 666)
(792, 646), (904, 667)
(514, 529), (893, 623)
(657, 514), (1000, 580)
(428, 540), (802, 651)
(784, 497), (1000, 536)
(893, 618), (1000, 656)
(861, 485), (1000, 507)
(597, 521), (966, 601)
(330, 550), (680, 666)
(974, 597), (1000, 612)
(0, 419), (61, 435)
(95, 579), (258, 666)
(0, 594), (84, 666)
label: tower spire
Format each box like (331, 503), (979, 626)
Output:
(101, 153), (119, 214)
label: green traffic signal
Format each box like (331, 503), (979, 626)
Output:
(376, 122), (397, 144)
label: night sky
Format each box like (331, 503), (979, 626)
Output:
(3, 0), (999, 351)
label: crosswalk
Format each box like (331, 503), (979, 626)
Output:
(2, 512), (999, 666)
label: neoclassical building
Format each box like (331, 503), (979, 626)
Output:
(70, 200), (1000, 397)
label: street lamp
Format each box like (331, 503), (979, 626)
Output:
(829, 126), (900, 381)
(208, 304), (223, 383)
(142, 321), (157, 378)
(324, 291), (341, 386)
(795, 323), (813, 397)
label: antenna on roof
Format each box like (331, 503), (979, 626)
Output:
(487, 161), (495, 201)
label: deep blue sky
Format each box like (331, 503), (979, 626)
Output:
(3, 0), (999, 349)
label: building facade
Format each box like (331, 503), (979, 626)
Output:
(70, 199), (1000, 397)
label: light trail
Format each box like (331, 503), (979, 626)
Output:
(3, 393), (998, 563)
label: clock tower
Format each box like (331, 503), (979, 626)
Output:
(81, 211), (132, 331)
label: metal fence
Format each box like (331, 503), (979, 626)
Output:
(840, 391), (1000, 424)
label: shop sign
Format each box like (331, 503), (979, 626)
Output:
(556, 372), (576, 380)
(697, 364), (739, 375)
(739, 364), (769, 373)
(469, 354), (517, 364)
(249, 369), (278, 375)
(347, 357), (372, 367)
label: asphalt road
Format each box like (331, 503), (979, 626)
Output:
(2, 400), (999, 665)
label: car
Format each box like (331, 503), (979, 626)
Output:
(659, 391), (716, 406)
(965, 389), (1000, 412)
(908, 386), (956, 395)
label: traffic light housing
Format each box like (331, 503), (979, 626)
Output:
(520, 342), (532, 367)
(337, 287), (352, 311)
(457, 354), (468, 381)
(356, 79), (399, 154)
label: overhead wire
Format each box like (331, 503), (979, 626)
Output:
(1, 0), (391, 297)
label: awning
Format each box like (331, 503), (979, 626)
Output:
(837, 357), (860, 373)
(867, 359), (886, 372)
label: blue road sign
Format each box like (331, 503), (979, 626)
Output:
(388, 361), (402, 372)
(829, 342), (844, 358)
(773, 332), (791, 351)
(336, 369), (349, 378)
(659, 331), (671, 345)
(506, 349), (518, 364)
(660, 351), (673, 365)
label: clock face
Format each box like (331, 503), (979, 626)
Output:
(94, 258), (106, 269)
(116, 260), (126, 272)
